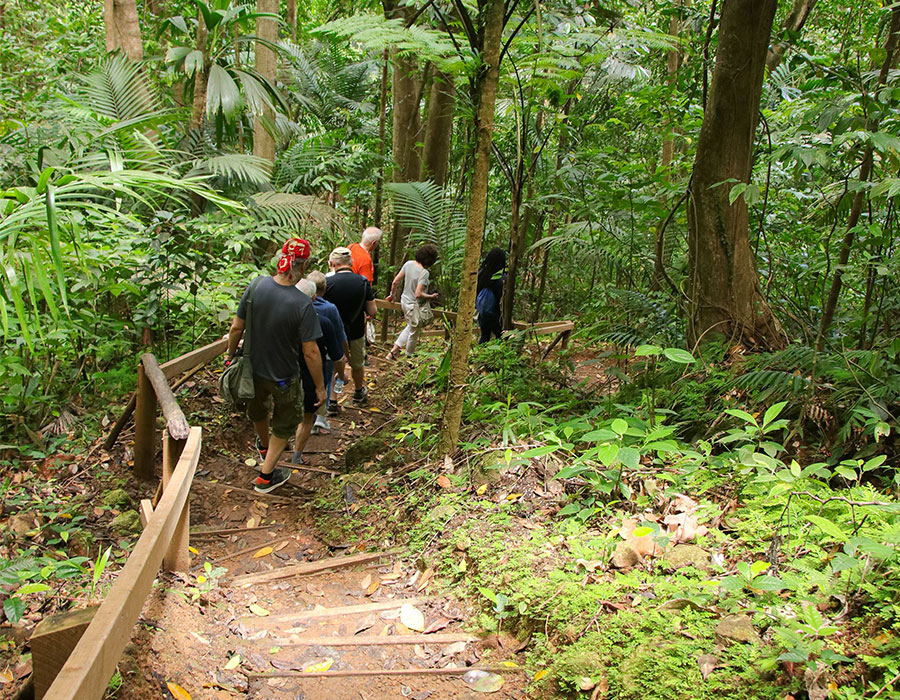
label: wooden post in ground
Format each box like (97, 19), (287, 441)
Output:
(133, 363), (156, 480)
(162, 434), (189, 572)
(31, 606), (98, 699)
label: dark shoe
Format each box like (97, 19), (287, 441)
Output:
(353, 386), (369, 405)
(327, 401), (340, 416)
(255, 436), (268, 462)
(254, 467), (290, 494)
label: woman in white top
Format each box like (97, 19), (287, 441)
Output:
(385, 244), (439, 359)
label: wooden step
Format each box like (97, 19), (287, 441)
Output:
(241, 598), (423, 626)
(231, 550), (394, 587)
(267, 632), (474, 648)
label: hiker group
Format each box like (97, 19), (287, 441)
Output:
(224, 230), (507, 495)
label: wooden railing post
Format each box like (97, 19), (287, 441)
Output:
(133, 363), (156, 480)
(162, 434), (189, 572)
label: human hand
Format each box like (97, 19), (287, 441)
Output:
(315, 385), (327, 408)
(385, 293), (394, 303)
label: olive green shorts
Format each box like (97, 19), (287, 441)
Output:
(246, 376), (303, 439)
(347, 336), (366, 370)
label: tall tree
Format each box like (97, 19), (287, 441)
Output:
(816, 6), (900, 350)
(686, 0), (784, 349)
(253, 0), (278, 162)
(420, 70), (456, 186)
(438, 0), (505, 455)
(104, 0), (143, 60)
(766, 0), (817, 73)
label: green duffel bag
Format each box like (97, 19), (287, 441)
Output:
(218, 278), (261, 406)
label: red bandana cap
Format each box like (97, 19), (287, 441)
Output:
(277, 238), (311, 274)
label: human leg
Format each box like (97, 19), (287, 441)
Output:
(254, 378), (303, 491)
(348, 336), (366, 394)
(404, 322), (422, 354)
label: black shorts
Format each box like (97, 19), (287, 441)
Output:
(299, 367), (317, 414)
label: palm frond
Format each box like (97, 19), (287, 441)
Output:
(188, 154), (272, 187)
(248, 191), (344, 231)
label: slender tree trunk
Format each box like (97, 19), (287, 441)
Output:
(437, 0), (504, 456)
(652, 0), (685, 291)
(189, 19), (208, 130)
(686, 0), (784, 350)
(420, 71), (456, 186)
(766, 0), (817, 73)
(104, 0), (143, 60)
(253, 0), (278, 162)
(286, 0), (297, 42)
(816, 6), (900, 350)
(374, 49), (390, 229)
(501, 174), (524, 329)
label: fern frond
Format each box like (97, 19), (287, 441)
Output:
(248, 191), (345, 231)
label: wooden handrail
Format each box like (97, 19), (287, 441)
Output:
(159, 337), (228, 380)
(43, 428), (202, 700)
(140, 354), (189, 441)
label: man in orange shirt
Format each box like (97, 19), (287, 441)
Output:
(349, 226), (382, 284)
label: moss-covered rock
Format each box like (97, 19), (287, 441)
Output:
(102, 488), (132, 509)
(344, 436), (388, 471)
(660, 544), (710, 572)
(111, 510), (142, 535)
(472, 451), (507, 486)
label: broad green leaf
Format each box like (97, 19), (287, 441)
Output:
(3, 597), (24, 623)
(634, 344), (661, 357)
(611, 418), (628, 436)
(662, 347), (695, 364)
(806, 515), (847, 542)
(15, 583), (50, 596)
(762, 402), (787, 428)
(725, 408), (757, 426)
(595, 443), (619, 466)
(4, 263), (34, 351)
(206, 63), (241, 119)
(749, 561), (769, 578)
(617, 447), (640, 470)
(750, 575), (784, 592)
(45, 184), (68, 313)
(632, 526), (653, 537)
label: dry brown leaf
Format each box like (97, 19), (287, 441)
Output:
(166, 682), (193, 700)
(253, 546), (273, 559)
(416, 567), (435, 592)
(437, 475), (452, 489)
(698, 654), (718, 680)
(424, 617), (450, 634)
(399, 603), (425, 632)
(274, 541), (289, 552)
(360, 573), (372, 590)
(365, 580), (381, 596)
(245, 517), (259, 529)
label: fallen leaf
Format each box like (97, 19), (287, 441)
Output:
(360, 573), (372, 590)
(441, 641), (467, 656)
(395, 621), (412, 635)
(269, 646), (281, 654)
(274, 541), (289, 552)
(698, 654), (718, 680)
(245, 517), (259, 529)
(0, 668), (11, 684)
(188, 546), (199, 555)
(355, 616), (376, 634)
(416, 567), (434, 592)
(253, 546), (273, 559)
(399, 604), (426, 632)
(437, 475), (452, 489)
(533, 669), (549, 682)
(506, 493), (522, 501)
(249, 604), (270, 617)
(462, 669), (504, 693)
(424, 617), (450, 634)
(413, 692), (433, 700)
(304, 658), (334, 673)
(476, 484), (487, 496)
(244, 458), (257, 467)
(366, 580), (381, 596)
(166, 682), (193, 700)
(223, 655), (241, 671)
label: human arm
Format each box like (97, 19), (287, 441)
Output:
(226, 316), (245, 361)
(415, 283), (438, 301)
(386, 268), (404, 302)
(301, 341), (327, 406)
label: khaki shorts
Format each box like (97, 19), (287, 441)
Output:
(347, 336), (366, 370)
(246, 376), (303, 439)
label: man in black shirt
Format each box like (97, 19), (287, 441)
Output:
(324, 247), (376, 405)
(226, 238), (326, 493)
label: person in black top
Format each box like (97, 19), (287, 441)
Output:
(476, 247), (506, 344)
(324, 247), (376, 405)
(226, 238), (326, 494)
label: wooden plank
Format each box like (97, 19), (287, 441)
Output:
(138, 499), (153, 528)
(530, 321), (575, 335)
(44, 427), (202, 700)
(242, 598), (422, 626)
(162, 434), (189, 572)
(374, 298), (458, 323)
(275, 460), (340, 476)
(247, 665), (523, 680)
(132, 363), (157, 480)
(268, 633), (475, 648)
(159, 337), (228, 380)
(31, 606), (98, 700)
(232, 551), (393, 587)
(140, 354), (189, 441)
(204, 539), (292, 567)
(193, 479), (293, 504)
(190, 524), (278, 537)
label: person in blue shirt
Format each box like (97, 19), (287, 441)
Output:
(476, 247), (506, 344)
(293, 279), (346, 464)
(305, 270), (346, 434)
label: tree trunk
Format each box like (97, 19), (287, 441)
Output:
(501, 174), (523, 330)
(437, 0), (504, 456)
(189, 18), (208, 130)
(104, 0), (143, 60)
(253, 0), (278, 162)
(686, 0), (784, 350)
(286, 0), (297, 42)
(766, 0), (817, 73)
(816, 6), (900, 350)
(374, 49), (390, 230)
(420, 71), (456, 186)
(652, 0), (686, 291)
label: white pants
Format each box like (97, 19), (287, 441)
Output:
(395, 300), (422, 354)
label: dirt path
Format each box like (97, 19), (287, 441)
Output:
(115, 356), (526, 700)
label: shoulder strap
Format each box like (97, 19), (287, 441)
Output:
(243, 277), (264, 358)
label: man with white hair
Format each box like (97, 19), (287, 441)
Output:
(349, 226), (382, 284)
(324, 247), (376, 406)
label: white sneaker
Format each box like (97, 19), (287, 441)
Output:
(333, 377), (345, 395)
(312, 415), (332, 434)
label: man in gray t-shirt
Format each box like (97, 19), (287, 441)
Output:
(226, 238), (326, 494)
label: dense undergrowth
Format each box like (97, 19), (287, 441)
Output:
(310, 338), (900, 699)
